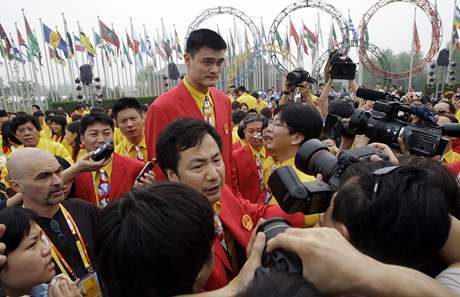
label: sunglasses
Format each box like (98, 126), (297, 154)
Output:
(371, 166), (400, 201)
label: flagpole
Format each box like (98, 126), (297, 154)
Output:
(408, 8), (416, 92)
(54, 26), (68, 99)
(11, 28), (31, 109)
(143, 24), (153, 96)
(39, 19), (57, 103)
(3, 54), (17, 112)
(33, 28), (47, 106)
(62, 14), (75, 99)
(120, 48), (128, 94)
(91, 28), (102, 88)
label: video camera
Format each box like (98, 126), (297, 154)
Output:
(268, 139), (388, 215)
(286, 68), (317, 86)
(328, 50), (357, 80)
(347, 87), (460, 157)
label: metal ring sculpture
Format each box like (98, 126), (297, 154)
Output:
(358, 0), (442, 80)
(312, 41), (392, 84)
(268, 0), (350, 75)
(185, 6), (261, 85)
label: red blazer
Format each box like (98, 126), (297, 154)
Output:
(145, 81), (238, 193)
(204, 185), (304, 290)
(233, 145), (266, 204)
(73, 153), (144, 205)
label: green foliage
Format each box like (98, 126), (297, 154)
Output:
(50, 96), (157, 113)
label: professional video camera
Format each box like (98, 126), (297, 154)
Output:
(347, 87), (460, 157)
(286, 68), (317, 86)
(328, 50), (357, 80)
(268, 139), (388, 215)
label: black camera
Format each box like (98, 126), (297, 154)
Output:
(268, 139), (388, 215)
(257, 218), (302, 275)
(349, 87), (460, 157)
(91, 141), (114, 161)
(328, 50), (357, 80)
(286, 68), (317, 86)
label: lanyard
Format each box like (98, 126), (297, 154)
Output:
(38, 204), (93, 280)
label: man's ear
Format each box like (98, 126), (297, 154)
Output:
(166, 169), (179, 182)
(290, 132), (305, 146)
(336, 223), (351, 241)
(184, 53), (192, 65)
(8, 178), (22, 194)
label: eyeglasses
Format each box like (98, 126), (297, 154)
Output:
(49, 219), (68, 247)
(371, 166), (400, 201)
(270, 120), (295, 133)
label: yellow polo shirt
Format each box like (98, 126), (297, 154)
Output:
(40, 123), (52, 140)
(264, 157), (318, 227)
(237, 93), (258, 110)
(183, 79), (215, 126)
(115, 137), (147, 163)
(256, 100), (269, 112)
(113, 127), (126, 146)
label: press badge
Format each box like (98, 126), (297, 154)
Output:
(79, 272), (102, 297)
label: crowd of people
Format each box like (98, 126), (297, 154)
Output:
(0, 28), (458, 297)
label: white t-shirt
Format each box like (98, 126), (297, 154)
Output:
(436, 267), (460, 294)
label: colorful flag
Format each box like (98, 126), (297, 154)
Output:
(303, 22), (318, 48)
(23, 13), (41, 62)
(49, 46), (65, 65)
(413, 19), (421, 54)
(0, 23), (12, 58)
(453, 24), (460, 50)
(275, 30), (283, 48)
(79, 31), (96, 56)
(62, 15), (74, 56)
(42, 24), (68, 55)
(174, 27), (182, 55)
(348, 13), (357, 41)
(144, 35), (154, 57)
(16, 28), (27, 48)
(127, 32), (134, 53)
(154, 38), (167, 62)
(131, 28), (140, 55)
(123, 41), (132, 64)
(289, 20), (300, 48)
(455, 5), (460, 29)
(94, 32), (104, 49)
(99, 20), (120, 48)
(73, 35), (84, 52)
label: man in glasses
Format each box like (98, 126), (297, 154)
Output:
(7, 148), (99, 283)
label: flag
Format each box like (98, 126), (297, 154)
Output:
(11, 47), (25, 63)
(123, 41), (132, 64)
(73, 35), (84, 52)
(140, 38), (146, 53)
(348, 13), (357, 41)
(127, 32), (134, 53)
(284, 30), (290, 53)
(23, 13), (41, 62)
(453, 25), (460, 50)
(174, 27), (182, 55)
(17, 28), (27, 49)
(154, 38), (167, 61)
(94, 32), (104, 49)
(62, 15), (74, 56)
(303, 22), (318, 48)
(302, 37), (309, 55)
(329, 23), (338, 51)
(79, 31), (96, 56)
(0, 23), (12, 58)
(131, 28), (140, 55)
(49, 46), (65, 65)
(275, 30), (283, 48)
(455, 5), (460, 29)
(289, 20), (300, 47)
(413, 19), (421, 54)
(42, 23), (68, 55)
(99, 20), (120, 48)
(144, 35), (154, 57)
(260, 18), (267, 48)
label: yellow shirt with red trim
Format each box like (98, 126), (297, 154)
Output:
(444, 148), (460, 164)
(115, 137), (148, 163)
(183, 79), (215, 126)
(264, 157), (319, 227)
(40, 123), (52, 140)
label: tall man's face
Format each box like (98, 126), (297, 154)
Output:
(166, 133), (225, 204)
(184, 47), (226, 90)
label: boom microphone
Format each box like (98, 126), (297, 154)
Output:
(356, 87), (398, 101)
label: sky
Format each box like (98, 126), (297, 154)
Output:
(0, 0), (457, 85)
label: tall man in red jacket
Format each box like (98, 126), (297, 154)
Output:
(73, 113), (145, 208)
(145, 29), (238, 193)
(155, 118), (305, 291)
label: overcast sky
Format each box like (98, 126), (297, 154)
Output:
(0, 0), (457, 83)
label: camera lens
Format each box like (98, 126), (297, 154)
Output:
(295, 139), (338, 180)
(257, 217), (290, 242)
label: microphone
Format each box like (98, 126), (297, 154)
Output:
(356, 87), (396, 101)
(441, 124), (460, 138)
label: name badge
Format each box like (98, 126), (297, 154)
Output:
(79, 272), (103, 297)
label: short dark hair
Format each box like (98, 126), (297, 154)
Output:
(94, 182), (215, 297)
(240, 113), (268, 139)
(1, 120), (20, 148)
(238, 268), (324, 297)
(185, 29), (226, 56)
(156, 118), (222, 175)
(260, 107), (273, 120)
(11, 113), (41, 134)
(276, 104), (323, 145)
(0, 110), (8, 118)
(112, 97), (143, 119)
(333, 166), (451, 269)
(45, 109), (55, 117)
(32, 104), (40, 110)
(0, 207), (38, 255)
(80, 112), (114, 135)
(32, 111), (44, 118)
(238, 85), (247, 93)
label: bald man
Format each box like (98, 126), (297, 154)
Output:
(7, 148), (101, 282)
